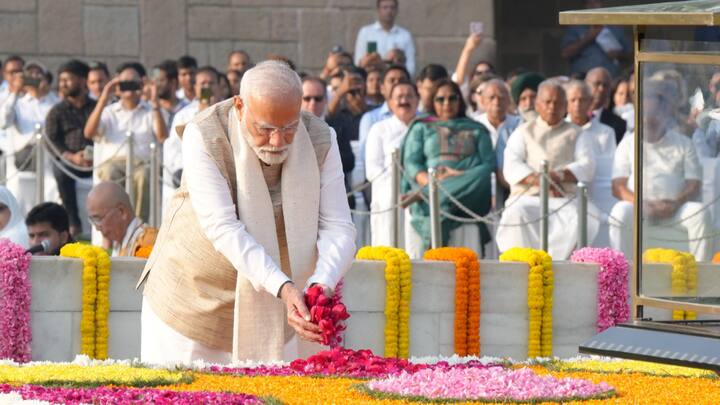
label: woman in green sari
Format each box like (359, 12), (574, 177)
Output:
(402, 79), (495, 251)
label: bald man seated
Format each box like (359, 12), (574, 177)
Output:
(87, 181), (158, 258)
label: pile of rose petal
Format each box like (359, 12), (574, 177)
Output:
(364, 366), (615, 402)
(208, 347), (499, 379)
(289, 347), (428, 378)
(304, 285), (350, 347)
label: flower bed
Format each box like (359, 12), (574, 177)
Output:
(0, 350), (717, 404)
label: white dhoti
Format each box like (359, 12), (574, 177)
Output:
(142, 300), (303, 365)
(609, 200), (715, 262)
(496, 195), (600, 259)
(141, 299), (232, 365)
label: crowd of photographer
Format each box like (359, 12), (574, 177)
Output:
(0, 0), (715, 261)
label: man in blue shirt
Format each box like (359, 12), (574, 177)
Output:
(560, 0), (631, 78)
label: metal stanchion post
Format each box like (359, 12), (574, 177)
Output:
(34, 124), (44, 205)
(428, 167), (442, 249)
(577, 181), (588, 248)
(149, 142), (158, 227)
(390, 148), (400, 247)
(0, 151), (5, 185)
(540, 160), (549, 252)
(125, 130), (135, 204)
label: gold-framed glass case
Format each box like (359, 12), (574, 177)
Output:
(560, 1), (720, 319)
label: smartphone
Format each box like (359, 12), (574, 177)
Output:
(22, 76), (40, 88)
(118, 80), (141, 92)
(82, 145), (94, 161)
(200, 87), (213, 102)
(366, 41), (378, 55)
(151, 68), (162, 81)
(470, 21), (484, 35)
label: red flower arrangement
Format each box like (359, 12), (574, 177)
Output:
(305, 284), (350, 347)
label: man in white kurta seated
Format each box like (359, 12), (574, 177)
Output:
(609, 79), (713, 261)
(564, 79), (617, 247)
(137, 61), (356, 365)
(365, 79), (419, 246)
(475, 79), (521, 208)
(496, 80), (597, 259)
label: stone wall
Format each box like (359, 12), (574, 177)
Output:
(0, 0), (495, 77)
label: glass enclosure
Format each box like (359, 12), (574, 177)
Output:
(561, 0), (720, 317)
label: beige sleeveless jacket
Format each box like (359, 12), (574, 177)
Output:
(137, 99), (331, 352)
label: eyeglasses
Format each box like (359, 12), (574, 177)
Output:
(89, 207), (117, 227)
(434, 95), (460, 104)
(303, 95), (324, 103)
(248, 109), (299, 138)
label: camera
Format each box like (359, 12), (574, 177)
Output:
(118, 81), (141, 92)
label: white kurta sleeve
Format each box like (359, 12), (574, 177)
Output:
(564, 129), (596, 183)
(182, 123), (290, 296)
(403, 30), (416, 77)
(354, 26), (368, 66)
(0, 93), (18, 130)
(364, 123), (385, 181)
(612, 135), (633, 180)
(502, 127), (534, 185)
(306, 132), (357, 290)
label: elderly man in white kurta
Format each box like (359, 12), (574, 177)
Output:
(137, 61), (356, 365)
(496, 80), (597, 259)
(366, 80), (419, 246)
(564, 80), (617, 247)
(609, 79), (712, 261)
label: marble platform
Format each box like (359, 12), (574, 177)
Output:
(26, 256), (718, 362)
(641, 263), (720, 321)
(29, 257), (143, 362)
(344, 260), (601, 359)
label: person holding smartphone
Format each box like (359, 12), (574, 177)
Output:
(354, 0), (416, 76)
(84, 62), (167, 222)
(0, 61), (60, 214)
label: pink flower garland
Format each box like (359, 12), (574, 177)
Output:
(0, 238), (32, 362)
(570, 247), (629, 332)
(0, 384), (262, 405)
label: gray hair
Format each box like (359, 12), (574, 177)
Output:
(563, 79), (592, 99)
(239, 60), (302, 101)
(483, 78), (510, 97)
(537, 79), (566, 100)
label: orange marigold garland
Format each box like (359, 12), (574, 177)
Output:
(423, 247), (480, 356)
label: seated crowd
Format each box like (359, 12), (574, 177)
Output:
(0, 0), (716, 261)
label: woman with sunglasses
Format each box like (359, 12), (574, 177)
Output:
(401, 79), (495, 257)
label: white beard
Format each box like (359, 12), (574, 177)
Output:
(238, 113), (290, 165)
(255, 146), (289, 165)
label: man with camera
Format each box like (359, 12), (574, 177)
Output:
(83, 62), (167, 223)
(0, 61), (60, 214)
